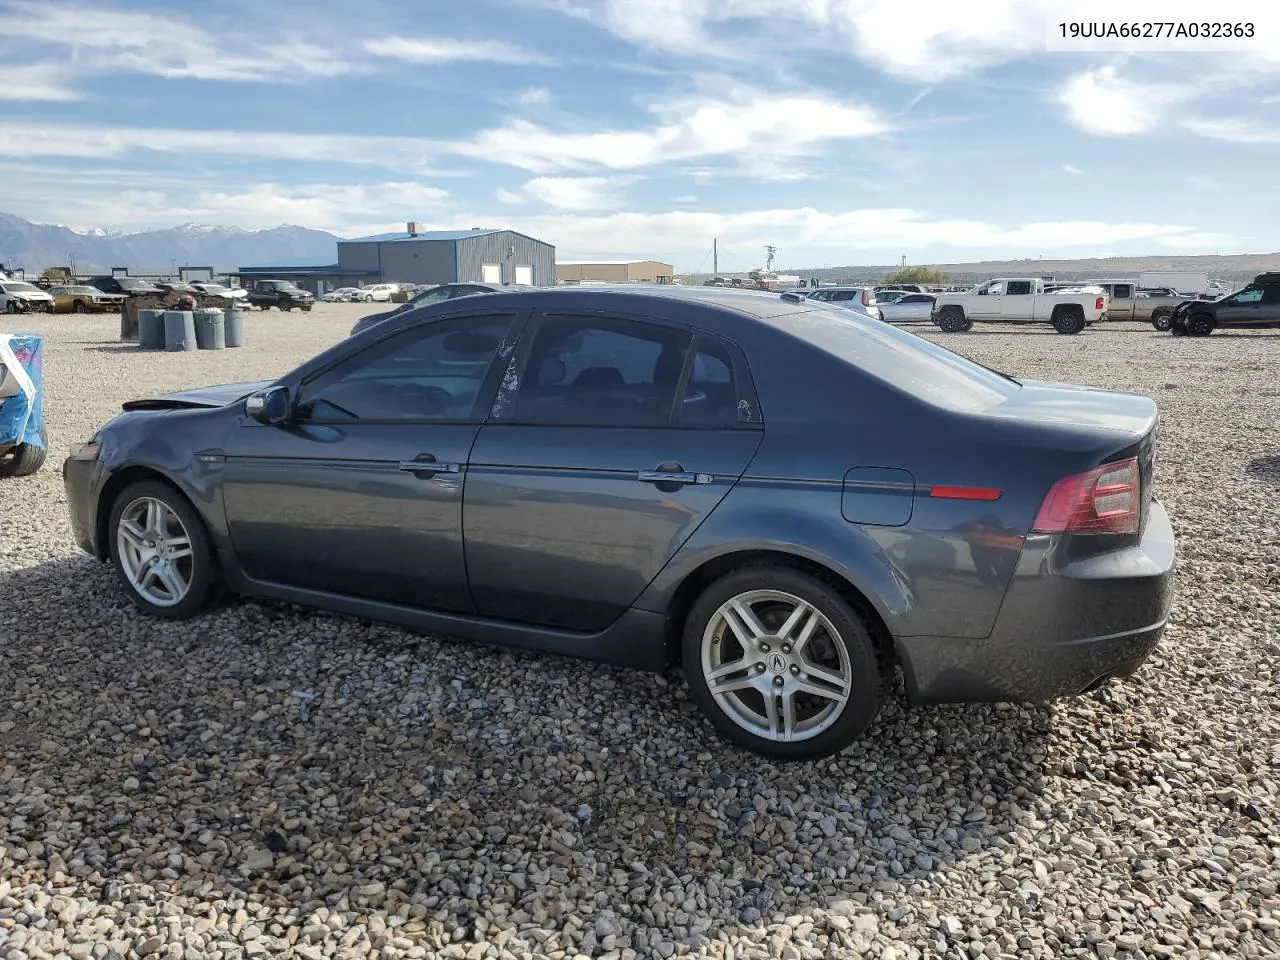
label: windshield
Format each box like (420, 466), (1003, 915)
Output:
(117, 279), (153, 290)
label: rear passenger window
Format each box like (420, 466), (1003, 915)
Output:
(678, 340), (739, 426)
(511, 314), (693, 427)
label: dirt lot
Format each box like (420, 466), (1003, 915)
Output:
(1, 303), (1277, 960)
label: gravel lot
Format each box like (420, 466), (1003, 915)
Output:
(2, 304), (1277, 960)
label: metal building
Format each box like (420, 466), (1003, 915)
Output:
(233, 223), (556, 294)
(556, 260), (674, 284)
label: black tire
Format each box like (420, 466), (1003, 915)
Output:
(73, 300), (88, 314)
(681, 564), (886, 760)
(936, 306), (967, 333)
(0, 425), (47, 477)
(1150, 310), (1172, 331)
(282, 304), (293, 312)
(1052, 308), (1086, 334)
(1186, 313), (1215, 337)
(107, 478), (223, 619)
(5, 301), (18, 314)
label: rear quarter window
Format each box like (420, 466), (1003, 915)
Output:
(779, 307), (1019, 412)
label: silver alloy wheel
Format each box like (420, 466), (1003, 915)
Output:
(115, 496), (194, 607)
(701, 589), (853, 743)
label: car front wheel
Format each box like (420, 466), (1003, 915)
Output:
(682, 565), (885, 760)
(108, 479), (222, 619)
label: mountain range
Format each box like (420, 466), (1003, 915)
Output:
(0, 212), (342, 274)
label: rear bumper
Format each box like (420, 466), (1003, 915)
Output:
(898, 499), (1176, 704)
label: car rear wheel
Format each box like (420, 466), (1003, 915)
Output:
(0, 425), (47, 477)
(108, 479), (222, 619)
(936, 306), (967, 333)
(682, 565), (885, 760)
(1187, 313), (1215, 336)
(1150, 310), (1172, 331)
(1052, 308), (1086, 334)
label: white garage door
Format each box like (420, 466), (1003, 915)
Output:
(482, 263), (501, 283)
(515, 265), (533, 285)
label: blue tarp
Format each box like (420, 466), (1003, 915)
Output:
(0, 333), (45, 449)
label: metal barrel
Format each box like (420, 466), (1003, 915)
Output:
(194, 309), (226, 350)
(163, 311), (197, 352)
(223, 308), (245, 348)
(138, 309), (166, 350)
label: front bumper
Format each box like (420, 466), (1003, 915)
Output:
(11, 299), (53, 313)
(898, 499), (1176, 704)
(63, 450), (109, 559)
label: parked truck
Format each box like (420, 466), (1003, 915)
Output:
(930, 277), (1108, 334)
(244, 279), (314, 312)
(1136, 272), (1229, 297)
(1083, 280), (1192, 330)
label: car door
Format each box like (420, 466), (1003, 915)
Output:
(220, 309), (525, 612)
(883, 293), (933, 322)
(971, 281), (1003, 319)
(463, 310), (765, 632)
(1107, 283), (1135, 320)
(1000, 279), (1035, 321)
(1214, 287), (1267, 326)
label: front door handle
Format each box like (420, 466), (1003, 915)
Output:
(398, 454), (462, 476)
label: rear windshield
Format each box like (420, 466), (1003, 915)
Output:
(779, 307), (1020, 411)
(116, 279), (152, 289)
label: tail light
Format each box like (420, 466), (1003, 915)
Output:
(861, 289), (871, 306)
(1096, 296), (1105, 310)
(1032, 457), (1141, 534)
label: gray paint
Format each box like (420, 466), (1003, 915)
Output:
(62, 287), (1174, 758)
(456, 232), (555, 286)
(332, 231), (555, 287)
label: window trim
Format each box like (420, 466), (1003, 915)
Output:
(490, 308), (763, 430)
(293, 310), (528, 426)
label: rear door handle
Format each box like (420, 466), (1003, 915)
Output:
(398, 454), (461, 475)
(637, 468), (713, 485)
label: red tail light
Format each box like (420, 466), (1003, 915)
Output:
(1032, 457), (1140, 534)
(861, 289), (871, 306)
(1096, 296), (1105, 310)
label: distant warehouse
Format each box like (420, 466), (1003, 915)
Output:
(233, 222), (556, 294)
(556, 260), (674, 285)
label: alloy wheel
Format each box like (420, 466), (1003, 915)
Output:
(700, 589), (853, 743)
(115, 496), (194, 607)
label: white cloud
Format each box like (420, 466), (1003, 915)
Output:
(1054, 66), (1189, 136)
(518, 86), (552, 104)
(1062, 164), (1083, 175)
(1181, 117), (1280, 144)
(43, 182), (452, 234)
(0, 0), (354, 83)
(0, 63), (79, 101)
(365, 36), (555, 66)
(545, 0), (1050, 81)
(500, 176), (627, 210)
(452, 88), (887, 172)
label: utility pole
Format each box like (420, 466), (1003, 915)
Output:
(712, 238), (718, 276)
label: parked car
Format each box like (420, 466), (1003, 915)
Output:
(874, 290), (909, 304)
(1168, 273), (1280, 336)
(355, 284), (400, 303)
(876, 292), (936, 323)
(49, 285), (126, 313)
(322, 287), (361, 303)
(350, 283), (531, 336)
(0, 332), (46, 476)
(63, 287), (1175, 760)
(87, 276), (165, 298)
(0, 280), (56, 314)
(1079, 280), (1189, 330)
(781, 286), (882, 322)
(931, 278), (1108, 334)
(190, 282), (249, 303)
(244, 280), (314, 312)
(156, 282), (201, 296)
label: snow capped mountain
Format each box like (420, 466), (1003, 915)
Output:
(0, 212), (341, 273)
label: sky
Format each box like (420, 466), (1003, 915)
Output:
(0, 0), (1278, 272)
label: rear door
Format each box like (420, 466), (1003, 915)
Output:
(1000, 279), (1036, 320)
(463, 310), (764, 631)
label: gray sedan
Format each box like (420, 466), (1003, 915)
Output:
(63, 286), (1175, 760)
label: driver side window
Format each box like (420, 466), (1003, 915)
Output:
(1230, 289), (1265, 304)
(297, 314), (514, 422)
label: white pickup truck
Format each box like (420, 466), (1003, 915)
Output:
(931, 278), (1108, 334)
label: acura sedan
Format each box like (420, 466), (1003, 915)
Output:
(64, 287), (1175, 759)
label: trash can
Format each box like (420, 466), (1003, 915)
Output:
(223, 308), (246, 348)
(138, 309), (166, 350)
(194, 309), (226, 350)
(163, 311), (197, 352)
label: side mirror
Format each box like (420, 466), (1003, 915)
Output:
(245, 385), (291, 425)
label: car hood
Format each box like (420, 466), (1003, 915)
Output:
(12, 291), (54, 300)
(120, 379), (275, 411)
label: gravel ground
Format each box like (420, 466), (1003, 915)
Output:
(1, 305), (1277, 960)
